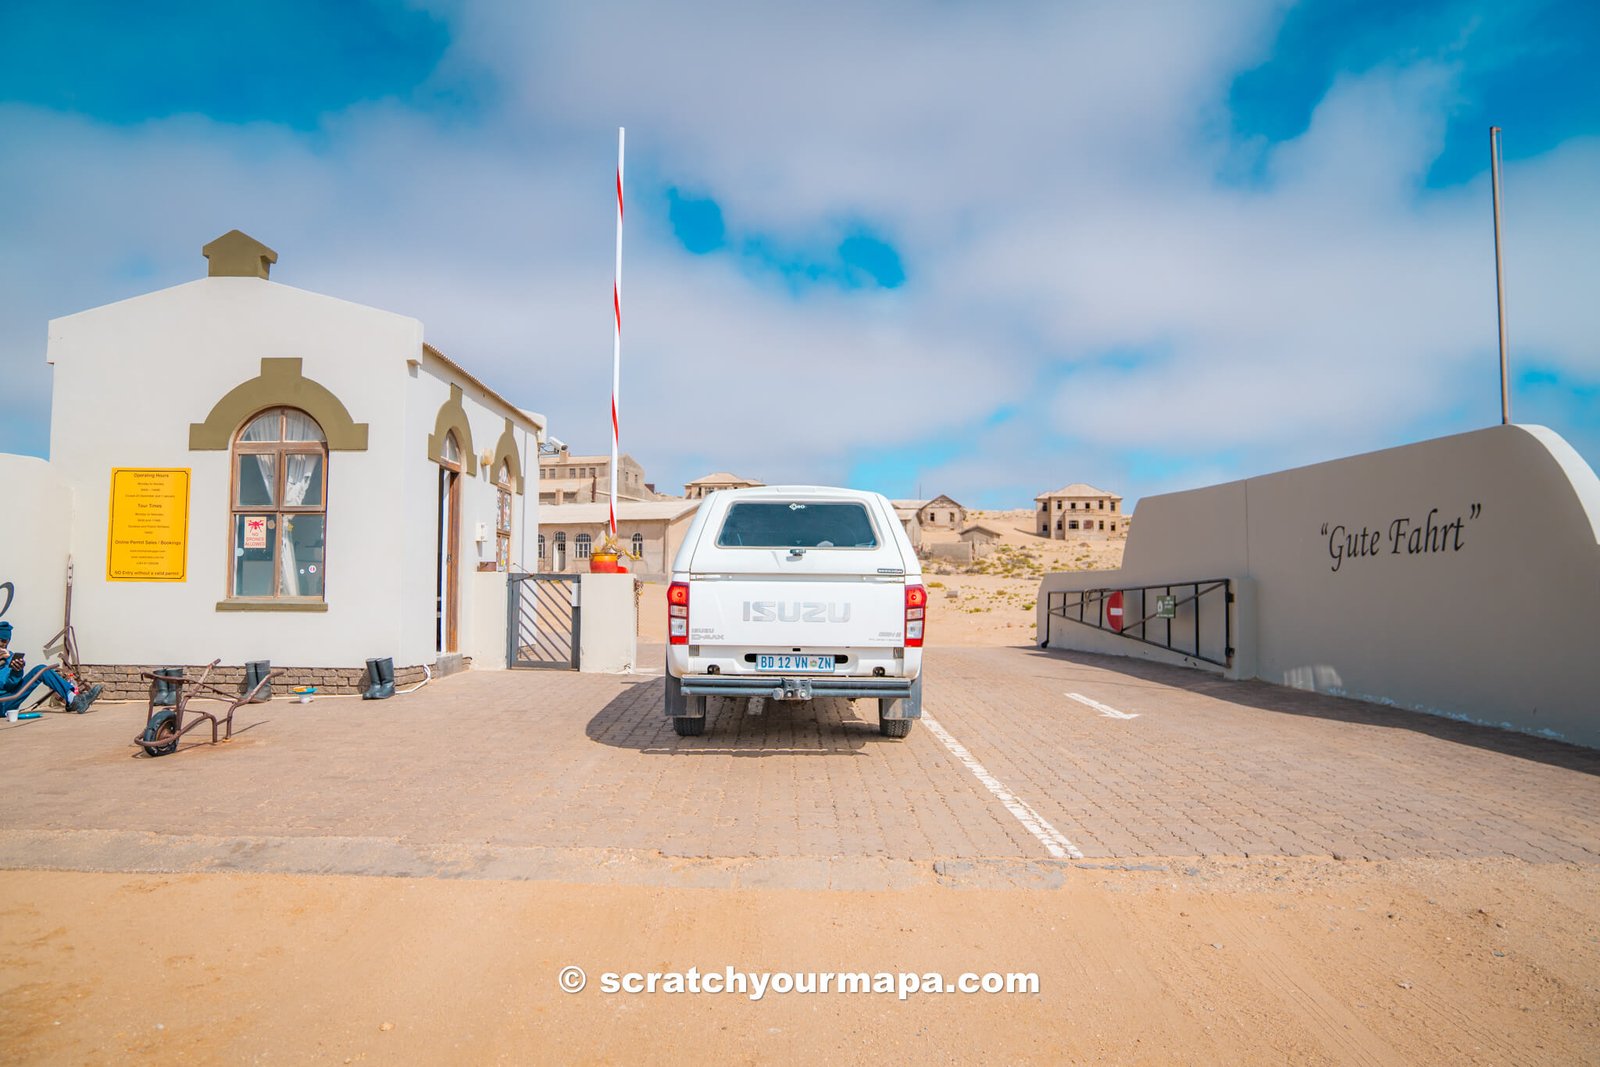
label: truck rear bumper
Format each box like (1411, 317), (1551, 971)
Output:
(678, 675), (913, 702)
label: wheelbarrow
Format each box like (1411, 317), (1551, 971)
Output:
(134, 659), (279, 757)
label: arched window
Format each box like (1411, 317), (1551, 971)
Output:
(440, 430), (462, 467)
(631, 532), (644, 558)
(495, 461), (513, 572)
(231, 407), (327, 599)
(537, 533), (546, 561)
(575, 533), (593, 560)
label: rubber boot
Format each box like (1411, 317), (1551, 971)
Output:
(241, 660), (269, 702)
(363, 657), (396, 700)
(151, 668), (183, 707)
(362, 658), (389, 700)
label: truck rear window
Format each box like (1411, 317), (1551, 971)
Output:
(716, 502), (879, 548)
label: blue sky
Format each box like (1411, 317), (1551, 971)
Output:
(1, 1), (1596, 510)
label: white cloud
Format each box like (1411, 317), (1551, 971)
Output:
(1, 0), (1594, 509)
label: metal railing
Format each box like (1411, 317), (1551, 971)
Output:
(1044, 579), (1234, 669)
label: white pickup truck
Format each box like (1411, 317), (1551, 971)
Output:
(663, 486), (927, 739)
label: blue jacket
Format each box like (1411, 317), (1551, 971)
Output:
(1, 657), (23, 695)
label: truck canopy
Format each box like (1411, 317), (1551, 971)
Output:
(679, 486), (914, 578)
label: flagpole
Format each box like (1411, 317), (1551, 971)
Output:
(610, 127), (625, 540)
(1490, 125), (1510, 425)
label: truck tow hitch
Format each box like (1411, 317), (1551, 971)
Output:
(771, 677), (813, 702)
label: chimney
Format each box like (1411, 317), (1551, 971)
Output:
(202, 230), (278, 279)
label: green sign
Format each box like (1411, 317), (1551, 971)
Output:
(1155, 594), (1177, 619)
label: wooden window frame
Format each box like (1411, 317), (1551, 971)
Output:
(495, 462), (513, 572)
(227, 406), (329, 603)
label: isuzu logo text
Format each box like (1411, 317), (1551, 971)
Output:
(742, 601), (852, 623)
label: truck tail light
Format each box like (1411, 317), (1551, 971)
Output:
(905, 583), (927, 648)
(668, 581), (690, 645)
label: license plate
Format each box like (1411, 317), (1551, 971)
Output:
(756, 654), (835, 673)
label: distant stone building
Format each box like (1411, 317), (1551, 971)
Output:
(535, 499), (700, 580)
(892, 502), (924, 551)
(960, 523), (1003, 548)
(684, 472), (764, 499)
(1035, 483), (1125, 538)
(893, 494), (967, 531)
(538, 447), (656, 506)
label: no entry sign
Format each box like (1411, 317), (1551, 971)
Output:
(1106, 590), (1125, 632)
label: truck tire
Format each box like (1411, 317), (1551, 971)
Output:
(878, 716), (913, 739)
(672, 716), (705, 737)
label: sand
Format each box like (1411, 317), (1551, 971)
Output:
(3, 858), (1595, 1064)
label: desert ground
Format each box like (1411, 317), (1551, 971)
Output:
(5, 524), (1598, 1065)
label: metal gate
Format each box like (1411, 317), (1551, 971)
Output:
(507, 573), (581, 669)
(1043, 578), (1235, 670)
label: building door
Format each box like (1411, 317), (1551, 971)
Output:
(437, 462), (462, 654)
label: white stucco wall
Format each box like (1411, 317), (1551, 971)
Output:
(578, 573), (637, 673)
(464, 570), (509, 670)
(0, 455), (75, 663)
(43, 275), (537, 671)
(1038, 425), (1600, 748)
(399, 359), (534, 665)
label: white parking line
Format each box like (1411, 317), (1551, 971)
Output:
(922, 713), (1085, 860)
(1065, 693), (1138, 719)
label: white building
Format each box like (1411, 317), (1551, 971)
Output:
(684, 472), (763, 499)
(538, 447), (659, 505)
(0, 230), (545, 696)
(535, 500), (700, 580)
(1034, 483), (1125, 538)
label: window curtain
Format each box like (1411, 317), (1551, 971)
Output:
(280, 454), (318, 595)
(284, 410), (323, 442)
(252, 456), (275, 504)
(241, 417), (278, 443)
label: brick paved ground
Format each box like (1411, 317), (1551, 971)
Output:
(3, 644), (1596, 886)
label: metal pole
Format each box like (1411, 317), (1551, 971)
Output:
(1490, 126), (1510, 425)
(609, 127), (625, 540)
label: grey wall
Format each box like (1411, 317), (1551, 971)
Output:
(1038, 425), (1600, 748)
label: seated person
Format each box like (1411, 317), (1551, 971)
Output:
(0, 620), (102, 715)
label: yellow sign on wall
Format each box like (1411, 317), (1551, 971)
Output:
(107, 468), (191, 581)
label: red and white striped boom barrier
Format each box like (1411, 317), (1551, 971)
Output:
(609, 127), (625, 541)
